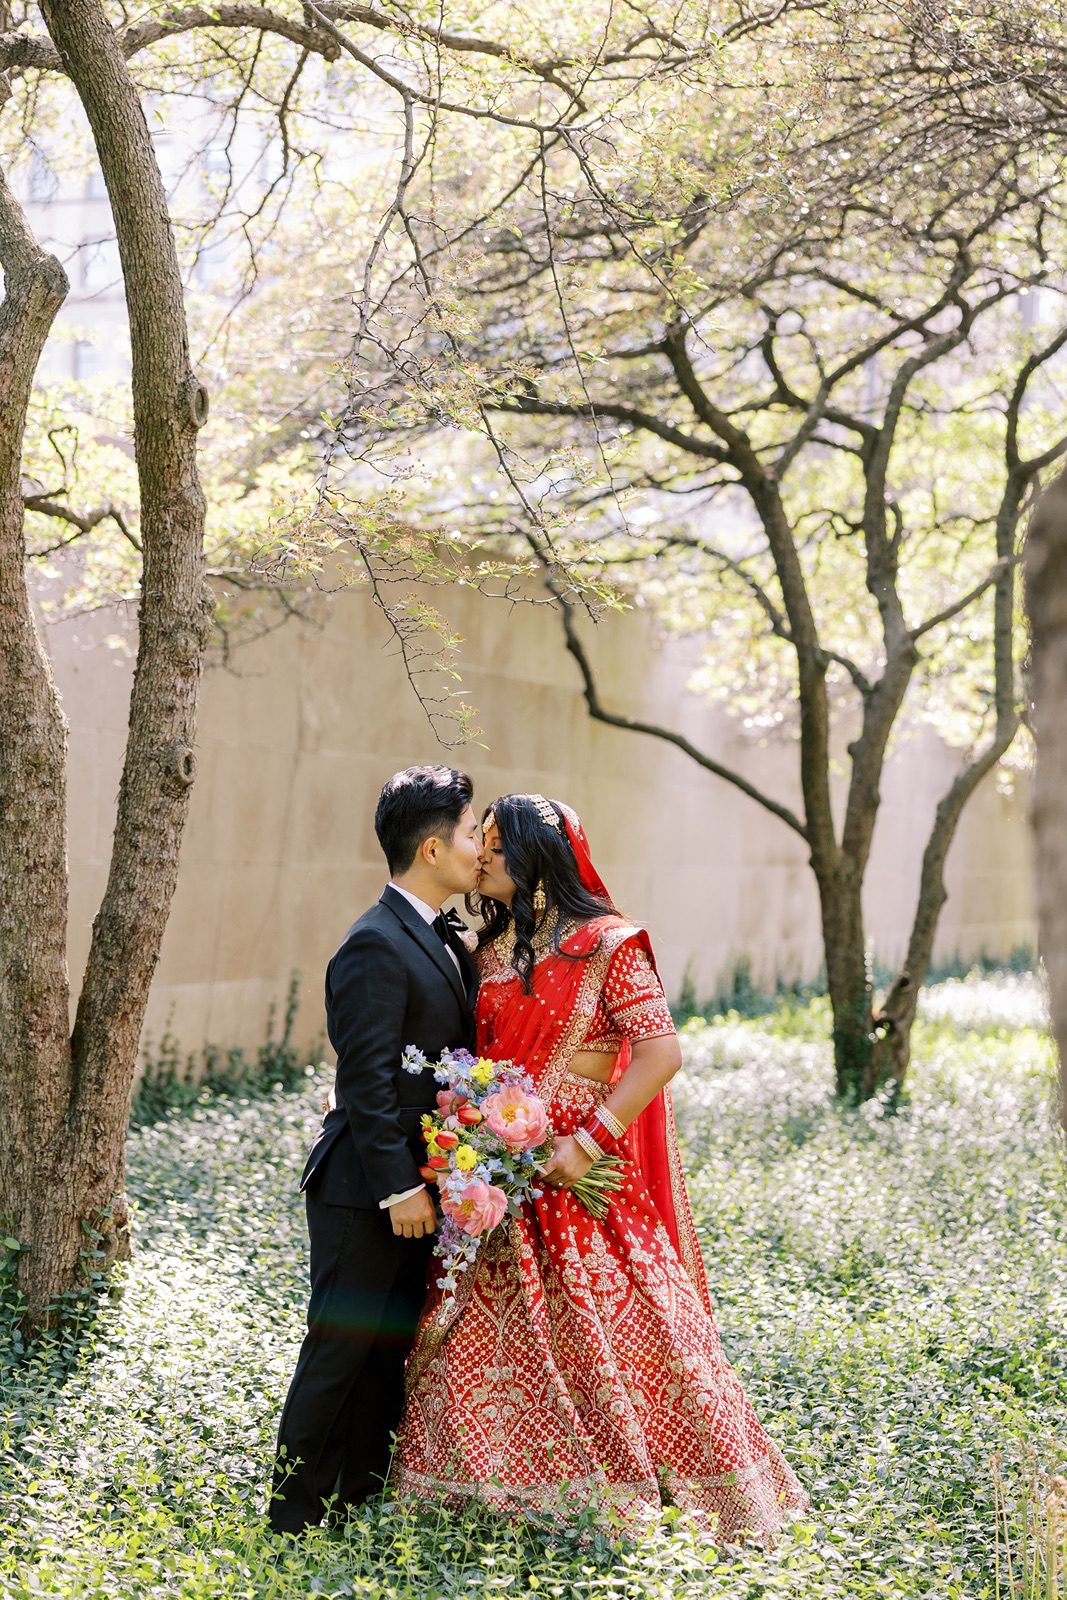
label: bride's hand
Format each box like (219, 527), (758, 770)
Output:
(539, 1135), (595, 1190)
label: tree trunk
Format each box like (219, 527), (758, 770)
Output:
(870, 473), (1025, 1093)
(6, 0), (214, 1325)
(0, 168), (76, 1306)
(867, 853), (946, 1094)
(815, 857), (877, 1101)
(869, 767), (993, 1092)
(1026, 462), (1067, 1138)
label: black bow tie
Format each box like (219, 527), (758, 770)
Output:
(433, 907), (471, 956)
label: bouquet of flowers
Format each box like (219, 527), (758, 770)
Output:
(402, 1045), (625, 1304)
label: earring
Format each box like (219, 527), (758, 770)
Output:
(533, 881), (546, 916)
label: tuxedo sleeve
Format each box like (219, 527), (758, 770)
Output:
(328, 930), (422, 1203)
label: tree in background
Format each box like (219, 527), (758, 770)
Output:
(1026, 464), (1067, 1139)
(324, 1), (1067, 1100)
(0, 0), (649, 1327)
(4, 0), (1063, 1328)
(525, 180), (1065, 1104)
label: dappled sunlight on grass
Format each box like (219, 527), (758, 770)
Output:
(1, 975), (1064, 1597)
(917, 971), (1049, 1034)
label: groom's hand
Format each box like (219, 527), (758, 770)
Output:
(389, 1188), (437, 1239)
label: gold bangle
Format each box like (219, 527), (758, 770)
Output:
(573, 1127), (601, 1162)
(595, 1104), (626, 1139)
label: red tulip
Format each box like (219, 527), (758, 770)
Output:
(457, 1105), (484, 1127)
(419, 1165), (441, 1184)
(427, 1154), (449, 1170)
(434, 1129), (459, 1149)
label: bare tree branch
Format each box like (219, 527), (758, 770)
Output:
(1006, 318), (1067, 473)
(549, 582), (809, 841)
(494, 390), (730, 462)
(909, 556), (1014, 640)
(0, 7), (341, 73)
(24, 493), (142, 552)
(303, 3), (579, 131)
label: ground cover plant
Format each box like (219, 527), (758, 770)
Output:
(1, 973), (1064, 1598)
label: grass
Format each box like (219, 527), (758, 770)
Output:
(131, 973), (313, 1126)
(1, 971), (1065, 1598)
(672, 947), (1038, 1025)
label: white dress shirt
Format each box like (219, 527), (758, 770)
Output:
(388, 882), (462, 973)
(379, 883), (462, 1211)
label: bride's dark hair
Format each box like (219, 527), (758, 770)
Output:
(469, 794), (617, 989)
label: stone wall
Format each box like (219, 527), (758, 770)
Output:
(53, 581), (1034, 1059)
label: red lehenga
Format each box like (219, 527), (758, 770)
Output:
(393, 915), (808, 1543)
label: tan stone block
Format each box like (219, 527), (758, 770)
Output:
(41, 568), (1036, 1057)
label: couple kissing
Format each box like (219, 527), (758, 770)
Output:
(269, 765), (807, 1544)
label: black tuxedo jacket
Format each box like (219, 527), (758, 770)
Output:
(302, 886), (478, 1208)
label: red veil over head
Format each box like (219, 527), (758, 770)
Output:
(545, 799), (712, 1313)
(554, 801), (613, 904)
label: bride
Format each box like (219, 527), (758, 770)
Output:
(391, 793), (808, 1543)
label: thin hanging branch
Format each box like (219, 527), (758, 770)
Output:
(549, 577), (809, 841)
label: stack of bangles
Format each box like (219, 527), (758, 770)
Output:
(573, 1103), (627, 1162)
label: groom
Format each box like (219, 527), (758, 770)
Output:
(269, 765), (482, 1534)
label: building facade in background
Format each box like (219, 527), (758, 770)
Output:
(55, 575), (1034, 1060)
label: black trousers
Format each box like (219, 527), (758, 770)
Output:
(269, 1189), (433, 1534)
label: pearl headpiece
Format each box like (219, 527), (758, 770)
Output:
(525, 793), (561, 831)
(484, 795), (576, 836)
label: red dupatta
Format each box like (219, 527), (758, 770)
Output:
(479, 900), (712, 1315)
(557, 803), (710, 1312)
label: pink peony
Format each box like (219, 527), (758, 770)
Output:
(441, 1180), (508, 1236)
(481, 1086), (549, 1152)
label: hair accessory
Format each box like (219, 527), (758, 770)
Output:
(532, 880), (547, 915)
(573, 1126), (602, 1163)
(595, 1103), (626, 1140)
(525, 794), (562, 832)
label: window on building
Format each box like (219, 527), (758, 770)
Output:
(80, 237), (122, 295)
(195, 236), (230, 285)
(29, 150), (59, 202)
(72, 339), (94, 380)
(203, 144), (231, 177)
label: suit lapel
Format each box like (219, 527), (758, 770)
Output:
(453, 936), (479, 1005)
(381, 887), (469, 1011)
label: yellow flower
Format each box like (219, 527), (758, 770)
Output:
(471, 1059), (496, 1087)
(454, 1144), (478, 1171)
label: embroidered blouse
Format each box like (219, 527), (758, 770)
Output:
(477, 927), (675, 1056)
(580, 939), (675, 1053)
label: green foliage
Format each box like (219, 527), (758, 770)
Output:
(132, 975), (318, 1126)
(1, 976), (1064, 1596)
(16, 2), (1061, 766)
(673, 950), (1039, 1027)
(673, 955), (825, 1025)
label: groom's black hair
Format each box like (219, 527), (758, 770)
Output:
(375, 765), (474, 874)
